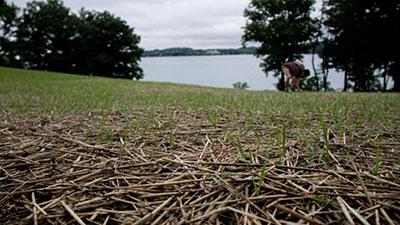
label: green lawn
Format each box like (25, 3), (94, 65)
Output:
(1, 66), (399, 117)
(1, 66), (399, 154)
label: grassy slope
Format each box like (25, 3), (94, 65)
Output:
(1, 66), (399, 149)
(1, 66), (399, 117)
(1, 66), (399, 144)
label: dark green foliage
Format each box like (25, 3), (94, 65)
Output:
(10, 0), (143, 79)
(0, 0), (16, 34)
(0, 0), (18, 66)
(72, 10), (143, 79)
(322, 0), (400, 91)
(15, 0), (79, 71)
(233, 81), (250, 90)
(302, 76), (334, 91)
(389, 62), (400, 92)
(242, 0), (319, 90)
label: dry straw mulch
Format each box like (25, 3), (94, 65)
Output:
(0, 111), (399, 225)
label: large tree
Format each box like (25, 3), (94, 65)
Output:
(371, 0), (400, 92)
(74, 10), (143, 79)
(14, 0), (79, 71)
(323, 0), (400, 91)
(242, 0), (319, 90)
(13, 0), (143, 80)
(0, 0), (18, 66)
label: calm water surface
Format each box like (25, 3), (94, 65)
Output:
(140, 55), (344, 91)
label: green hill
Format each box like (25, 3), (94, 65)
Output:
(1, 66), (399, 116)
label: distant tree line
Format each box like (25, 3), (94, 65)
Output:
(233, 81), (250, 90)
(243, 0), (400, 92)
(143, 47), (257, 57)
(0, 0), (143, 80)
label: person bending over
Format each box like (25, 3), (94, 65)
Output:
(281, 59), (304, 92)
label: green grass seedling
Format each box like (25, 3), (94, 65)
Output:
(304, 135), (315, 167)
(84, 127), (94, 138)
(277, 123), (287, 163)
(370, 135), (382, 176)
(320, 120), (331, 167)
(253, 160), (268, 196)
(207, 110), (219, 129)
(236, 136), (247, 162)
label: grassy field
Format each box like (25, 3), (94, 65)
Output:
(1, 66), (400, 224)
(2, 66), (399, 127)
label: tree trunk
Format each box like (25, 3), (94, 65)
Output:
(393, 76), (400, 92)
(390, 62), (400, 92)
(343, 69), (348, 92)
(382, 63), (388, 92)
(322, 63), (328, 91)
(320, 56), (329, 91)
(311, 47), (320, 91)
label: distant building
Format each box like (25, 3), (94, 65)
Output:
(205, 50), (220, 55)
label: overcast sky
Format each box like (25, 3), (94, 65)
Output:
(11, 0), (321, 50)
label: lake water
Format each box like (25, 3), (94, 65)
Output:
(140, 54), (344, 91)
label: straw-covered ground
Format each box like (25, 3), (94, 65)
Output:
(0, 67), (400, 224)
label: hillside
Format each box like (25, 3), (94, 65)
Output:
(1, 67), (399, 225)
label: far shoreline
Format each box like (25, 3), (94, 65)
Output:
(142, 53), (254, 58)
(142, 47), (257, 57)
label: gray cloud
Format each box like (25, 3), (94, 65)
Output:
(11, 0), (251, 49)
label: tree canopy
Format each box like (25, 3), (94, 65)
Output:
(322, 0), (400, 91)
(0, 0), (18, 65)
(15, 0), (79, 71)
(73, 10), (143, 79)
(1, 0), (143, 80)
